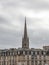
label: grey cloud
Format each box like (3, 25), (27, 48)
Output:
(0, 16), (20, 30)
(1, 0), (49, 10)
(0, 0), (49, 10)
(0, 16), (8, 24)
(25, 0), (49, 10)
(0, 16), (11, 25)
(29, 29), (49, 48)
(0, 28), (23, 49)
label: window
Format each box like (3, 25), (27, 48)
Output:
(37, 51), (39, 55)
(24, 44), (26, 46)
(31, 51), (33, 55)
(23, 51), (25, 55)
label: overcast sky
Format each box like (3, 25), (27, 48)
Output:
(0, 0), (49, 49)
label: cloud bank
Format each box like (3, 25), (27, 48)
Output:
(0, 0), (49, 49)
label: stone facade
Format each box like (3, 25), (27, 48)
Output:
(0, 18), (49, 65)
(0, 48), (49, 65)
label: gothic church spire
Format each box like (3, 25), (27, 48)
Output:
(22, 17), (29, 49)
(24, 17), (27, 38)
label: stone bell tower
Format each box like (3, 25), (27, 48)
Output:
(22, 17), (29, 49)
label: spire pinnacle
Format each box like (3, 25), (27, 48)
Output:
(24, 17), (27, 38)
